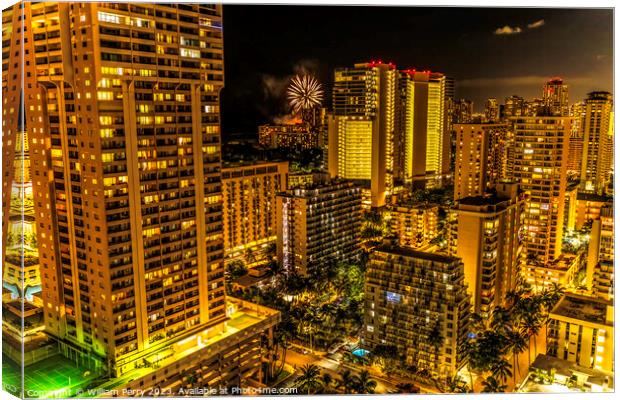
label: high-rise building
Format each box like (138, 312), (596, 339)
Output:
(449, 182), (526, 317)
(568, 101), (586, 176)
(511, 116), (571, 264)
(221, 161), (289, 268)
(3, 2), (279, 386)
(547, 293), (614, 373)
(396, 70), (449, 185)
(575, 192), (613, 230)
(328, 62), (397, 207)
(453, 98), (474, 123)
(384, 203), (439, 249)
(564, 181), (579, 234)
(453, 123), (513, 201)
(580, 92), (614, 194)
(587, 203), (614, 301)
(524, 97), (544, 117)
(542, 78), (569, 116)
(484, 98), (500, 122)
(363, 245), (471, 379)
(503, 95), (525, 119)
(276, 179), (362, 276)
(258, 123), (320, 150)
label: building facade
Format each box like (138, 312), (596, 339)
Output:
(587, 203), (614, 300)
(511, 116), (571, 264)
(453, 98), (474, 123)
(567, 101), (586, 176)
(547, 294), (614, 373)
(453, 123), (513, 201)
(542, 78), (569, 117)
(579, 92), (614, 194)
(221, 162), (288, 268)
(385, 203), (439, 249)
(328, 62), (396, 207)
(484, 98), (500, 123)
(364, 245), (471, 379)
(2, 3), (278, 384)
(449, 182), (525, 317)
(503, 95), (525, 119)
(276, 180), (362, 276)
(258, 123), (320, 150)
(397, 70), (450, 185)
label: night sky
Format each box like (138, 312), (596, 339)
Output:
(220, 6), (613, 136)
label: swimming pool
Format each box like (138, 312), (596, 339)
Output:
(352, 348), (370, 357)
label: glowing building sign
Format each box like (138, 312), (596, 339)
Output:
(386, 291), (401, 303)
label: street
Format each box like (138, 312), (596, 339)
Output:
(281, 345), (439, 394)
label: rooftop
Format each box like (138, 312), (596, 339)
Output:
(84, 299), (279, 397)
(519, 354), (613, 393)
(221, 160), (288, 169)
(577, 192), (612, 202)
(374, 244), (460, 264)
(551, 293), (612, 326)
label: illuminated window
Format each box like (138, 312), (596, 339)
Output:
(180, 48), (200, 58)
(98, 11), (124, 24)
(100, 129), (114, 138)
(97, 91), (113, 101)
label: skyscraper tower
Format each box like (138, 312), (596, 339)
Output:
(2, 3), (278, 383)
(328, 61), (396, 207)
(503, 95), (525, 119)
(449, 182), (526, 317)
(580, 91), (614, 194)
(484, 98), (500, 122)
(568, 101), (586, 176)
(542, 78), (569, 116)
(453, 123), (513, 201)
(511, 115), (571, 264)
(396, 70), (449, 186)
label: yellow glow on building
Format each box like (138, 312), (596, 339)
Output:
(338, 119), (373, 179)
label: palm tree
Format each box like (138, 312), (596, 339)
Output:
(481, 376), (507, 393)
(354, 370), (377, 394)
(522, 313), (542, 365)
(490, 358), (513, 386)
(491, 306), (512, 334)
(319, 372), (334, 394)
(506, 328), (528, 387)
(444, 374), (470, 393)
(295, 364), (322, 395)
(336, 370), (355, 394)
(395, 382), (420, 393)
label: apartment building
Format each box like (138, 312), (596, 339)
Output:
(453, 123), (513, 201)
(221, 161), (288, 267)
(547, 293), (614, 373)
(364, 245), (471, 379)
(511, 115), (571, 264)
(587, 203), (614, 300)
(449, 182), (526, 317)
(384, 203), (439, 249)
(2, 3), (278, 383)
(276, 180), (362, 276)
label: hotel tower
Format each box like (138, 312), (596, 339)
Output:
(2, 2), (278, 389)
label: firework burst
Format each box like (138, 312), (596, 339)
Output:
(286, 75), (323, 115)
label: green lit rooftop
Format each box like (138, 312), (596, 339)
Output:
(2, 354), (95, 399)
